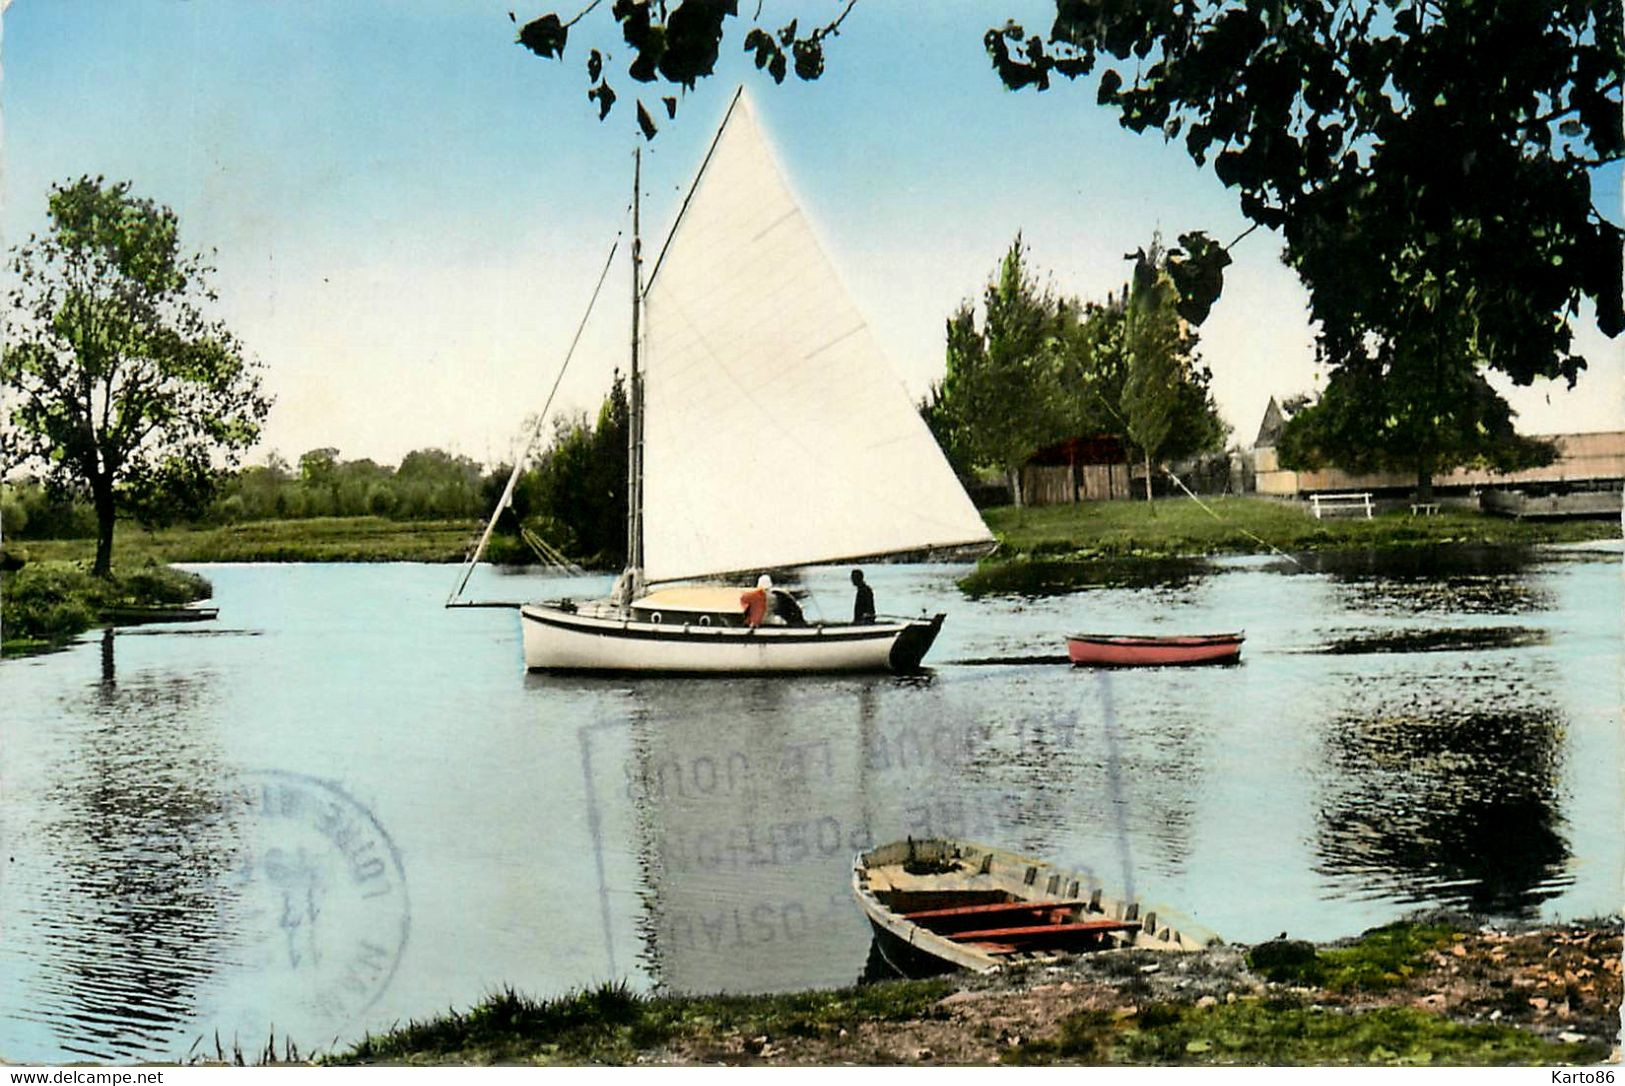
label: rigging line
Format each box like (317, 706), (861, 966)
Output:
(1083, 384), (1302, 566)
(447, 233), (624, 605)
(521, 523), (583, 574)
(1162, 464), (1303, 567)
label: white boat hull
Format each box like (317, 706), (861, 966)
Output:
(520, 603), (943, 674)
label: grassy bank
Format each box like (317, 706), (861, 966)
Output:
(10, 501), (1615, 571)
(336, 980), (957, 1066)
(1, 560), (212, 651)
(985, 497), (1618, 560)
(963, 498), (1619, 595)
(14, 516), (483, 566)
(323, 921), (1619, 1067)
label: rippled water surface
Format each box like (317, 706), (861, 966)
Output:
(2, 544), (1620, 1062)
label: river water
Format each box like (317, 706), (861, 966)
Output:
(1, 544), (1620, 1062)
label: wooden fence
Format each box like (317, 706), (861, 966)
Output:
(1021, 463), (1132, 505)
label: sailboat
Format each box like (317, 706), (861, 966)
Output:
(494, 91), (993, 673)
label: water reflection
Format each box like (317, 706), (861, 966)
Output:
(23, 631), (234, 1060)
(1315, 701), (1570, 915)
(578, 666), (1206, 995)
(2, 554), (1615, 1061)
(616, 678), (884, 993)
(1305, 545), (1554, 615)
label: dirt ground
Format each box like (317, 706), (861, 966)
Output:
(659, 922), (1622, 1066)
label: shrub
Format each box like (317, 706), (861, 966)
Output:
(112, 562), (211, 606)
(1, 494), (27, 536)
(1, 560), (212, 645)
(1247, 939), (1325, 985)
(2, 562), (101, 642)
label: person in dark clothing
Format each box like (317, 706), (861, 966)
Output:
(851, 568), (875, 624)
(771, 589), (807, 626)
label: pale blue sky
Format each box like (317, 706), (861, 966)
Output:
(5, 1), (1620, 465)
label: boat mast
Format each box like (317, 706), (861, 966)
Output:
(625, 147), (645, 593)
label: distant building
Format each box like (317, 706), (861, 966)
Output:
(1248, 400), (1625, 515)
(1253, 396), (1287, 450)
(1020, 435), (1132, 505)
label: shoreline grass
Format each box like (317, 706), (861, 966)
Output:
(961, 498), (1618, 595)
(323, 921), (1617, 1067)
(1, 559), (213, 651)
(12, 516), (484, 566)
(7, 501), (1616, 571)
(330, 979), (957, 1066)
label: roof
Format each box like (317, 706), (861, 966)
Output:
(1026, 435), (1129, 467)
(1254, 397), (1286, 448)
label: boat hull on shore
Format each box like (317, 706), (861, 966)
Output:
(853, 838), (1216, 976)
(520, 603), (943, 674)
(1067, 632), (1244, 668)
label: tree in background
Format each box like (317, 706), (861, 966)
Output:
(1127, 237), (1230, 502)
(503, 370), (629, 568)
(930, 237), (1069, 505)
(2, 177), (270, 576)
(987, 1), (1619, 495)
(395, 448), (485, 519)
(1121, 239), (1187, 504)
(928, 236), (1226, 504)
(1277, 362), (1556, 495)
(1053, 295), (1129, 439)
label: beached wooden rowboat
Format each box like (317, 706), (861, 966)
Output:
(853, 838), (1217, 976)
(101, 605), (219, 625)
(1066, 631), (1244, 668)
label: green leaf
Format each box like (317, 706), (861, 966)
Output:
(517, 14), (568, 59)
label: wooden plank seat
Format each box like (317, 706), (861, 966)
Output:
(905, 900), (1086, 935)
(947, 918), (1141, 945)
(901, 899), (1084, 921)
(971, 942), (1020, 955)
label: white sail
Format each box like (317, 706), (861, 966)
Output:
(639, 94), (993, 583)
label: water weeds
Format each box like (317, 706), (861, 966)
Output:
(1318, 626), (1549, 655)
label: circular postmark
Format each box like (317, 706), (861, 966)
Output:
(218, 769), (410, 1035)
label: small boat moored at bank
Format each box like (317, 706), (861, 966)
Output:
(1066, 631), (1244, 668)
(853, 838), (1217, 976)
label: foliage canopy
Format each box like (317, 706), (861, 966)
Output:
(988, 1), (1621, 369)
(988, 1), (1620, 491)
(512, 1), (857, 138)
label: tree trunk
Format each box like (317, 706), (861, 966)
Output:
(91, 477), (116, 579)
(1416, 456), (1435, 504)
(1143, 452), (1154, 507)
(1008, 467), (1024, 508)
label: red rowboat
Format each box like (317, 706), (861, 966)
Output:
(1066, 631), (1244, 667)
